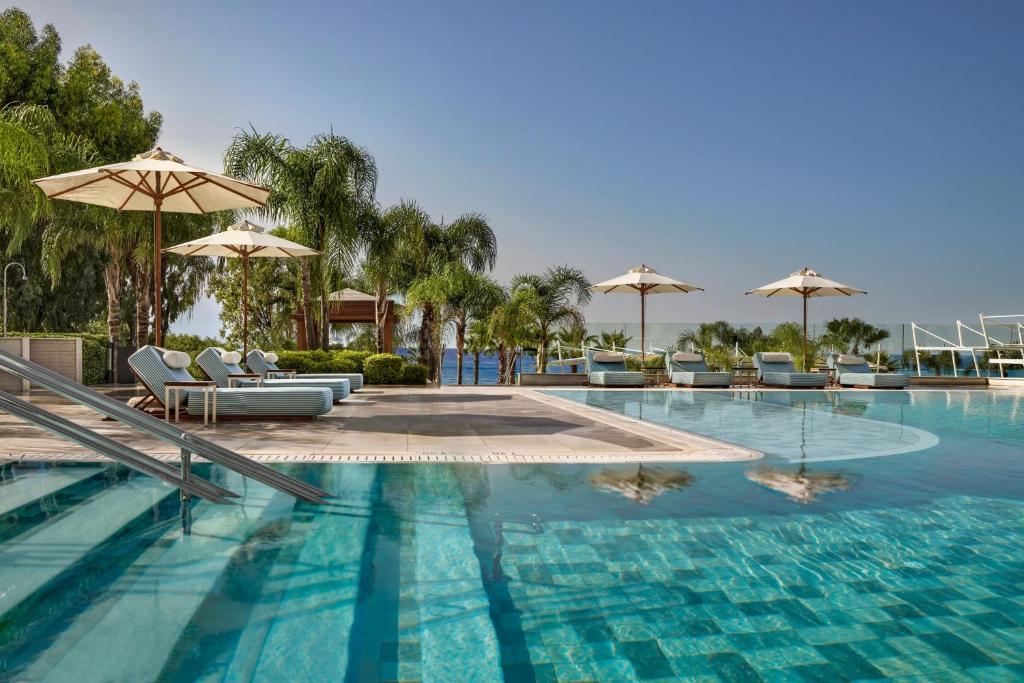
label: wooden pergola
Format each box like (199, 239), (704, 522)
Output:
(294, 289), (398, 352)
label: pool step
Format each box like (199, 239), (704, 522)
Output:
(18, 473), (295, 683)
(0, 476), (173, 622)
(0, 466), (106, 517)
(221, 464), (378, 682)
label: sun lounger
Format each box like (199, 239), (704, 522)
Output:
(585, 350), (645, 388)
(246, 349), (363, 391)
(828, 354), (908, 389)
(665, 351), (732, 388)
(197, 347), (350, 402)
(753, 352), (827, 388)
(128, 346), (333, 419)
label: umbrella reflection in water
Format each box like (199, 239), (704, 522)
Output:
(589, 464), (695, 504)
(745, 399), (857, 504)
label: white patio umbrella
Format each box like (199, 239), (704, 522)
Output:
(590, 265), (703, 358)
(746, 267), (866, 370)
(164, 220), (319, 358)
(32, 148), (269, 346)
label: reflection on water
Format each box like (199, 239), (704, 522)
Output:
(745, 465), (855, 504)
(588, 464), (695, 505)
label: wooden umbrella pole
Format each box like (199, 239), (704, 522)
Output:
(153, 175), (162, 347)
(802, 293), (808, 371)
(242, 252), (249, 359)
(640, 287), (646, 362)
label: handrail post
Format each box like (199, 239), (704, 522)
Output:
(180, 447), (192, 535)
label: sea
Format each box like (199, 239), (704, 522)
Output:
(434, 349), (538, 385)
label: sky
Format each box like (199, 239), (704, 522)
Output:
(17, 0), (1024, 336)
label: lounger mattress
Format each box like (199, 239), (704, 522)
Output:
(760, 372), (827, 388)
(671, 371), (732, 387)
(186, 387), (333, 417)
(589, 371), (645, 387)
(837, 372), (908, 388)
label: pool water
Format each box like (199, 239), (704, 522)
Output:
(2, 389), (1024, 681)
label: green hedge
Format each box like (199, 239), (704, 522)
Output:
(8, 331), (107, 385)
(364, 353), (404, 384)
(274, 350), (371, 375)
(400, 363), (429, 385)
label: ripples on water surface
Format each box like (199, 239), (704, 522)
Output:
(2, 390), (1024, 681)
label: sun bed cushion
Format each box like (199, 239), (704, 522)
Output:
(198, 347), (351, 401)
(129, 345), (332, 416)
(589, 371), (645, 387)
(828, 353), (908, 388)
(664, 351), (732, 386)
(245, 349), (364, 391)
(670, 371), (732, 387)
(753, 352), (826, 387)
(162, 350), (191, 369)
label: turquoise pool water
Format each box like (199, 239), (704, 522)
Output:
(2, 389), (1024, 681)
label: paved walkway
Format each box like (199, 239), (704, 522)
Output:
(0, 386), (759, 464)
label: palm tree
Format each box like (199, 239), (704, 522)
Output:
(555, 322), (597, 373)
(224, 128), (378, 350)
(487, 287), (540, 384)
(359, 200), (427, 352)
(822, 317), (890, 354)
(465, 318), (494, 385)
(769, 322), (824, 371)
(408, 213), (497, 381)
(448, 271), (503, 384)
(599, 330), (632, 351)
(511, 266), (591, 373)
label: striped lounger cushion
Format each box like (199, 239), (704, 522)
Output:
(187, 387), (332, 417)
(198, 348), (350, 402)
(247, 350), (364, 390)
(671, 371), (732, 387)
(238, 377), (351, 401)
(281, 373), (363, 391)
(760, 372), (827, 388)
(589, 371), (646, 386)
(838, 373), (908, 388)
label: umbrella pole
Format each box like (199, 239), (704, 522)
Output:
(242, 252), (249, 359)
(153, 196), (162, 348)
(802, 293), (808, 371)
(640, 288), (646, 360)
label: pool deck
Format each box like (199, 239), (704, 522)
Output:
(0, 385), (761, 464)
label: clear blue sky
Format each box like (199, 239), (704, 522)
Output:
(18, 0), (1024, 335)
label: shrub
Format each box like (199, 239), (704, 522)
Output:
(400, 363), (429, 385)
(364, 353), (404, 384)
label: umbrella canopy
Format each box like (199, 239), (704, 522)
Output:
(746, 267), (866, 370)
(164, 220), (319, 356)
(32, 148), (269, 346)
(591, 265), (703, 358)
(589, 465), (695, 505)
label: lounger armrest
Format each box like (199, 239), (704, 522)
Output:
(164, 380), (217, 387)
(229, 373), (263, 379)
(271, 368), (297, 373)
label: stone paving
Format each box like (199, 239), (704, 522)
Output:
(0, 386), (759, 464)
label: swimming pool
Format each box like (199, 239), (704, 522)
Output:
(2, 389), (1024, 681)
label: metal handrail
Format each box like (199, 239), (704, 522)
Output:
(0, 347), (330, 503)
(0, 389), (235, 503)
